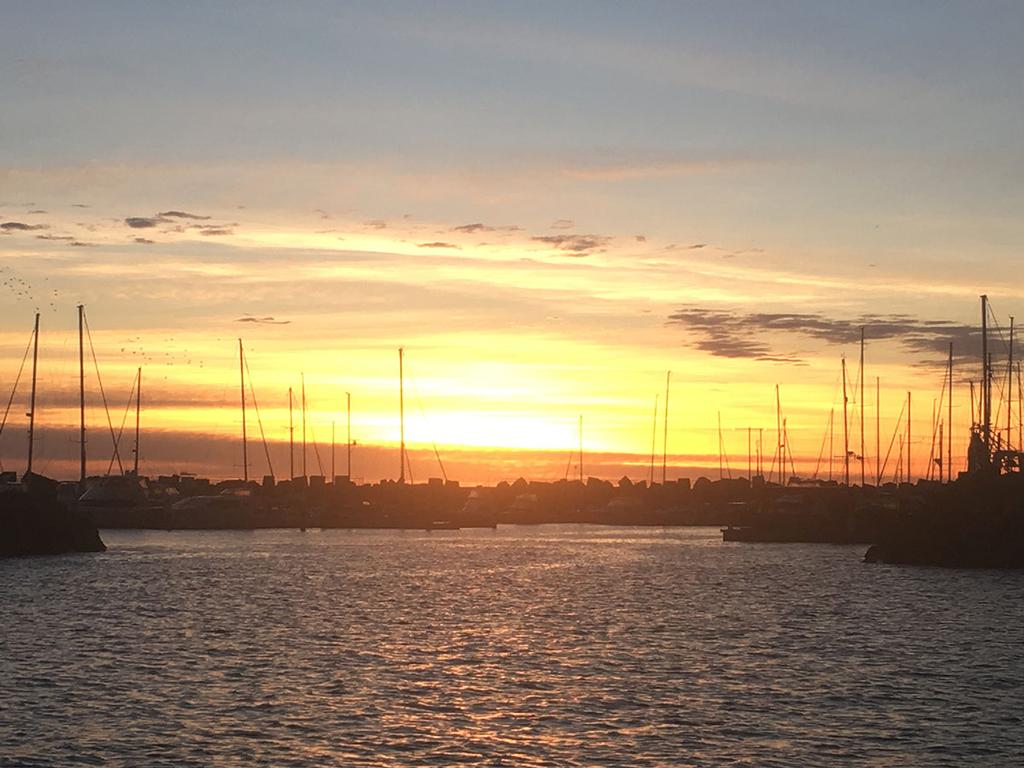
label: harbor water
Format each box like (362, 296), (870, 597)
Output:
(2, 526), (1023, 766)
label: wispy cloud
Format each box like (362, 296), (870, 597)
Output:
(236, 315), (290, 325)
(470, 223), (521, 233)
(531, 234), (612, 255)
(158, 210), (210, 220)
(127, 211), (216, 229)
(452, 223), (493, 234)
(125, 216), (162, 229)
(417, 241), (460, 249)
(1, 221), (48, 231)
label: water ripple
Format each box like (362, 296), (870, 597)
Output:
(2, 527), (1024, 766)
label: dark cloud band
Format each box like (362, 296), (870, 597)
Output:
(668, 307), (984, 366)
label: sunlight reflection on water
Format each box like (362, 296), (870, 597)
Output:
(2, 526), (1024, 766)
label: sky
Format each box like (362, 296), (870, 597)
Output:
(2, 1), (1024, 484)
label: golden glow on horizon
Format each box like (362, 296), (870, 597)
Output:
(0, 202), (1006, 483)
(5, 331), (974, 484)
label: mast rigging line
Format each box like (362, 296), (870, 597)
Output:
(985, 301), (1015, 446)
(783, 419), (797, 479)
(83, 313), (124, 474)
(812, 368), (845, 480)
(243, 352), (275, 480)
(769, 384), (783, 484)
(812, 408), (834, 481)
(879, 396), (908, 481)
(1012, 362), (1024, 449)
(843, 354), (868, 462)
(765, 439), (777, 485)
(0, 325), (35, 450)
(849, 342), (865, 450)
(107, 370), (139, 476)
(304, 394), (326, 477)
(926, 398), (938, 481)
(925, 366), (949, 480)
(405, 359), (448, 483)
(717, 412), (733, 479)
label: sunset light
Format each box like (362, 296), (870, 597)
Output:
(5, 5), (1024, 765)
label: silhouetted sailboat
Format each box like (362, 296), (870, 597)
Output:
(865, 295), (1024, 566)
(0, 308), (105, 554)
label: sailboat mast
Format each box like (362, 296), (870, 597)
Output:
(747, 426), (752, 480)
(26, 312), (40, 476)
(346, 391), (352, 479)
(239, 339), (248, 482)
(783, 417), (794, 479)
(876, 377), (881, 485)
(828, 407), (834, 482)
(649, 394), (658, 485)
(947, 344), (953, 481)
(578, 414), (583, 483)
(774, 384), (782, 484)
(398, 348), (405, 483)
(301, 373), (307, 482)
(331, 420), (335, 481)
(662, 370), (670, 483)
(78, 304), (86, 483)
(906, 391), (912, 483)
(938, 421), (944, 482)
(134, 367), (141, 476)
(859, 327), (865, 485)
(717, 411), (724, 481)
(981, 294), (990, 450)
(288, 387), (294, 481)
(758, 427), (763, 477)
(988, 354), (993, 442)
(983, 354), (991, 444)
(1008, 317), (1015, 449)
(841, 357), (849, 486)
(929, 399), (936, 481)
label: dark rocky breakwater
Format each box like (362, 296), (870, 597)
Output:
(1, 474), (106, 557)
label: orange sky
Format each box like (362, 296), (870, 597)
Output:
(3, 5), (1024, 484)
(0, 200), (1014, 485)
